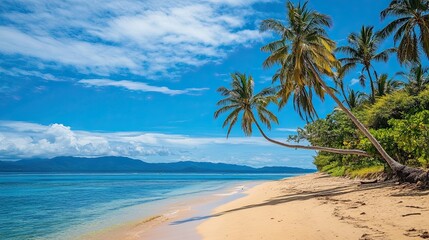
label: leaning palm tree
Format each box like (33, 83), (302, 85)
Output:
(375, 73), (403, 97)
(259, 1), (428, 184)
(336, 26), (396, 103)
(380, 0), (429, 64)
(215, 72), (370, 156)
(398, 64), (429, 94)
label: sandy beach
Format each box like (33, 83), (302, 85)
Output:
(78, 173), (429, 240)
(198, 173), (429, 240)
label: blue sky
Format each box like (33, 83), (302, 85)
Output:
(0, 0), (410, 168)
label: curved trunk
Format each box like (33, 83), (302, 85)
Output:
(317, 76), (429, 185)
(250, 115), (371, 157)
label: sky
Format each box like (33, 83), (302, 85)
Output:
(0, 0), (409, 168)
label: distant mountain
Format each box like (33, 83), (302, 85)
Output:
(0, 156), (315, 173)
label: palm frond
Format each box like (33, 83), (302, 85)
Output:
(380, 0), (429, 63)
(214, 73), (279, 138)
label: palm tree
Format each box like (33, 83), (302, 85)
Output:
(375, 73), (403, 96)
(332, 68), (351, 109)
(260, 1), (336, 121)
(380, 0), (429, 64)
(259, 1), (428, 183)
(398, 64), (429, 94)
(215, 72), (370, 156)
(336, 26), (396, 103)
(214, 72), (278, 137)
(346, 89), (367, 109)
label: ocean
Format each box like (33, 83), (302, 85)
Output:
(0, 173), (299, 240)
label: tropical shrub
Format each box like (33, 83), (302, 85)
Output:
(300, 88), (429, 176)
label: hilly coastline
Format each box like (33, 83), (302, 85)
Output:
(0, 156), (315, 173)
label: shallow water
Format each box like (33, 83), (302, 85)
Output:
(0, 173), (299, 239)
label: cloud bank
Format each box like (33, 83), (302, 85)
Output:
(0, 121), (315, 168)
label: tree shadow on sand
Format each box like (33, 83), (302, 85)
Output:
(170, 175), (403, 225)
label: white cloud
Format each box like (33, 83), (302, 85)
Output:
(0, 0), (270, 78)
(0, 67), (61, 81)
(350, 78), (360, 86)
(78, 79), (209, 96)
(0, 121), (315, 168)
(276, 128), (297, 132)
(0, 26), (139, 74)
(207, 0), (274, 6)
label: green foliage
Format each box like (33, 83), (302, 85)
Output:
(375, 73), (403, 97)
(337, 26), (396, 103)
(216, 0), (429, 179)
(214, 73), (278, 138)
(380, 0), (429, 64)
(399, 64), (429, 95)
(259, 1), (338, 121)
(314, 154), (345, 176)
(364, 89), (429, 129)
(300, 89), (429, 176)
(389, 110), (429, 168)
(348, 166), (385, 178)
(365, 92), (413, 128)
(419, 88), (429, 108)
(302, 110), (359, 149)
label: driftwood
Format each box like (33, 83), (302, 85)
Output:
(401, 213), (421, 217)
(360, 179), (378, 184)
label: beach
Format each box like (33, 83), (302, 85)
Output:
(80, 182), (256, 240)
(2, 0), (429, 240)
(197, 173), (429, 240)
(92, 173), (429, 240)
(2, 173), (428, 239)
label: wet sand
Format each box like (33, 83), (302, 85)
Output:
(79, 183), (256, 240)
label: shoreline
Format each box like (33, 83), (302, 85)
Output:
(139, 182), (256, 240)
(78, 181), (263, 240)
(198, 173), (429, 240)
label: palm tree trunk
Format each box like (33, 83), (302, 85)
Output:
(339, 82), (351, 109)
(250, 115), (372, 157)
(317, 76), (429, 184)
(365, 67), (376, 103)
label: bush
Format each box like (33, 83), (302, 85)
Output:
(388, 110), (429, 168)
(297, 89), (429, 177)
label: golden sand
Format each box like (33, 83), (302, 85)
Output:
(198, 173), (429, 240)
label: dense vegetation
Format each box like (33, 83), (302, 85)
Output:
(215, 0), (429, 184)
(297, 88), (429, 177)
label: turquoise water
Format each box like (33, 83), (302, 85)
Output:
(0, 173), (298, 240)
